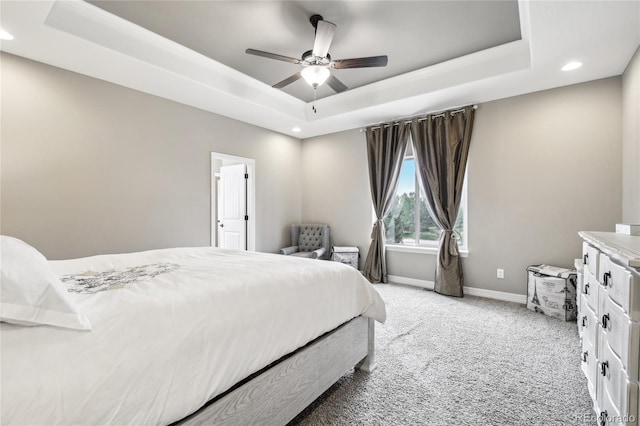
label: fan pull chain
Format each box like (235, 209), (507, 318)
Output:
(312, 87), (317, 114)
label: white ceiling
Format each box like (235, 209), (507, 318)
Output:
(1, 1), (639, 139)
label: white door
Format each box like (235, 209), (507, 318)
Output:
(219, 163), (247, 250)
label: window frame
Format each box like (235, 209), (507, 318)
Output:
(383, 150), (468, 256)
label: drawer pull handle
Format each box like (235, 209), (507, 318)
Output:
(581, 316), (587, 327)
(601, 314), (610, 329)
(583, 283), (590, 295)
(599, 410), (608, 426)
(584, 253), (589, 265)
(600, 361), (609, 376)
(582, 351), (588, 362)
(603, 271), (611, 287)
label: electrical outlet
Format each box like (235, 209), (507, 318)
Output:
(497, 269), (505, 279)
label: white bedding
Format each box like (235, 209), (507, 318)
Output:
(0, 247), (385, 426)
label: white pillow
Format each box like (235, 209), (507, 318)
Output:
(0, 235), (91, 330)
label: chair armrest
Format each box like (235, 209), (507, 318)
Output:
(280, 246), (299, 255)
(311, 247), (326, 259)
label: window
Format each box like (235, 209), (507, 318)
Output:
(383, 144), (467, 250)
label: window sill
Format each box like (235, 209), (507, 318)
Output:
(385, 244), (468, 257)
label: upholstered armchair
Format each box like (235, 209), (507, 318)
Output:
(280, 224), (331, 260)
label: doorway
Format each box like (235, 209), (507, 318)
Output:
(211, 152), (255, 251)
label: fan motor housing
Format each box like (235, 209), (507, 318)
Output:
(302, 50), (331, 65)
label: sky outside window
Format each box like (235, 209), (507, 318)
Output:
(397, 159), (415, 195)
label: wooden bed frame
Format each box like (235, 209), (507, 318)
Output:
(176, 316), (376, 425)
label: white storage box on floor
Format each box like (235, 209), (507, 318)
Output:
(331, 246), (359, 269)
(526, 264), (577, 321)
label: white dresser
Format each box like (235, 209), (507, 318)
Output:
(578, 231), (640, 425)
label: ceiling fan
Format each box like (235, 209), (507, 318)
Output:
(246, 14), (388, 94)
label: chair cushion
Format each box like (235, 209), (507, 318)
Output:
(290, 251), (316, 259)
(298, 225), (325, 252)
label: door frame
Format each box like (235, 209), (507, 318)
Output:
(211, 152), (256, 251)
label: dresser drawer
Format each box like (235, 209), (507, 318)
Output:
(584, 241), (600, 277)
(598, 340), (627, 419)
(584, 269), (600, 313)
(599, 254), (640, 320)
(596, 366), (638, 426)
(599, 293), (631, 372)
(580, 300), (598, 349)
(581, 337), (597, 402)
(598, 294), (640, 380)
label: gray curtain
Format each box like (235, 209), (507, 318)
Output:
(410, 106), (475, 297)
(363, 122), (410, 283)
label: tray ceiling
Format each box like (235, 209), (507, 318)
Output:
(1, 1), (639, 138)
(88, 1), (522, 102)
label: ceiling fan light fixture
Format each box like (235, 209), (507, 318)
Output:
(301, 66), (330, 88)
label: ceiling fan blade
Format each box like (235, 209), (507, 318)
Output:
(273, 72), (302, 89)
(326, 74), (347, 93)
(332, 55), (388, 69)
(312, 20), (336, 58)
(246, 49), (301, 64)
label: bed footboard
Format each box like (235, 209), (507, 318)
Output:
(177, 315), (374, 426)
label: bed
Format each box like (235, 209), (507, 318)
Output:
(0, 236), (385, 425)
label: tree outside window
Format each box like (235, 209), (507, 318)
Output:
(383, 157), (466, 247)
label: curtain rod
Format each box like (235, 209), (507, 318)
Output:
(360, 104), (478, 132)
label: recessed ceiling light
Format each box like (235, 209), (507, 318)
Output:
(561, 61), (582, 71)
(291, 127), (301, 133)
(0, 29), (14, 40)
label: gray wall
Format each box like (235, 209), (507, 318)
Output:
(464, 78), (621, 293)
(301, 129), (373, 268)
(622, 46), (640, 223)
(0, 53), (302, 259)
(301, 77), (623, 295)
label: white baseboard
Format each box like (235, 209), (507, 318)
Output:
(387, 275), (434, 290)
(464, 286), (527, 304)
(387, 275), (527, 304)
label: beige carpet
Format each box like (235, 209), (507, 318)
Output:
(289, 283), (594, 426)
